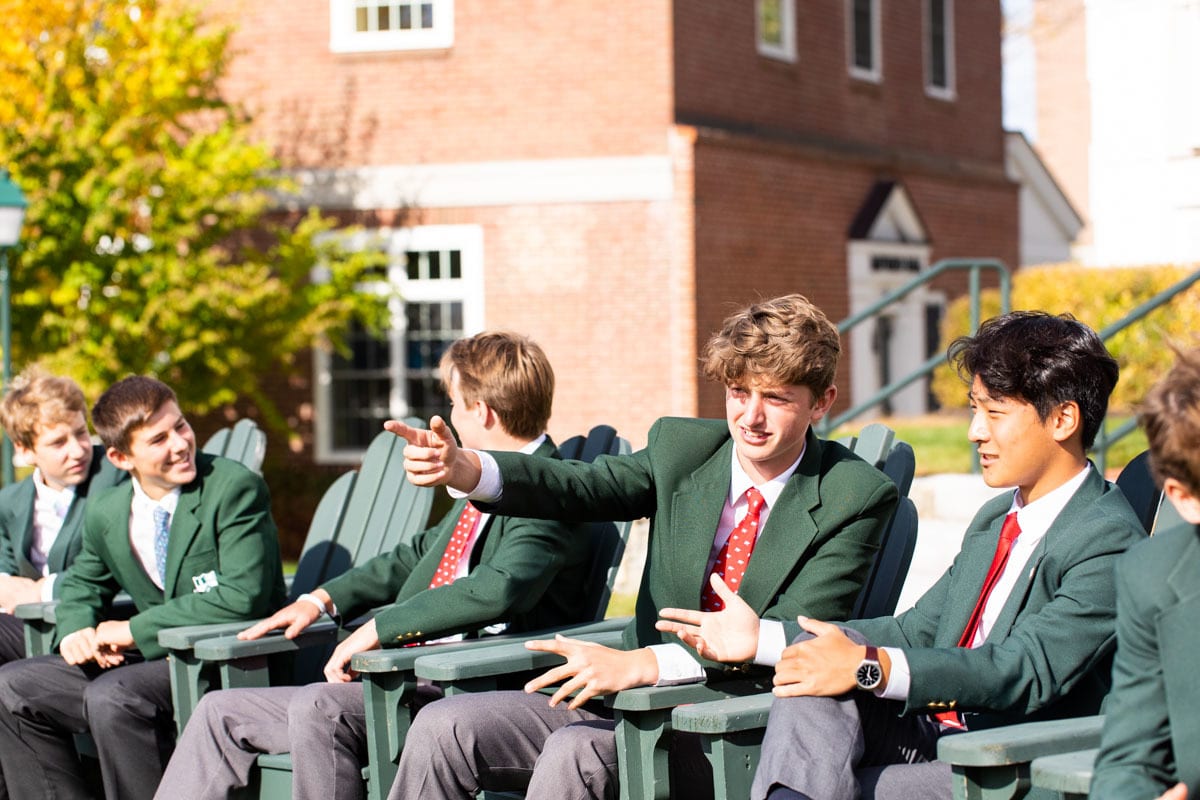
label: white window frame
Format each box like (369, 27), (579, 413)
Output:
(847, 0), (882, 83)
(313, 224), (484, 464)
(756, 0), (797, 63)
(924, 0), (956, 99)
(329, 0), (455, 54)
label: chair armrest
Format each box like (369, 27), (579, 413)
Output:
(192, 620), (343, 660)
(158, 620), (259, 650)
(412, 626), (626, 682)
(670, 691), (774, 734)
(13, 601), (54, 621)
(937, 715), (1105, 767)
(611, 683), (740, 712)
(1030, 748), (1098, 797)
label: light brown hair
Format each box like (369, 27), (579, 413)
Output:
(91, 376), (179, 454)
(440, 332), (554, 440)
(1141, 346), (1200, 496)
(0, 366), (88, 449)
(702, 294), (841, 394)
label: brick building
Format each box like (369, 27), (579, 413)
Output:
(211, 0), (1017, 542)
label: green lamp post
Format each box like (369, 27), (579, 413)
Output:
(0, 170), (28, 486)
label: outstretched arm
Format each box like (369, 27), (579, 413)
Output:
(386, 416), (483, 493)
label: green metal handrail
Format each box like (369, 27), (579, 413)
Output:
(1091, 267), (1200, 473)
(817, 258), (1011, 436)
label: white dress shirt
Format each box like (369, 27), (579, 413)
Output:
(129, 480), (181, 590)
(28, 470), (77, 600)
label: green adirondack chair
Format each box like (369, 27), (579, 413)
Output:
(201, 418), (268, 475)
(191, 425), (633, 800)
(15, 417), (273, 657)
(157, 423), (435, 734)
(395, 424), (915, 800)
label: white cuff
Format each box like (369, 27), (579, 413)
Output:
(754, 619), (788, 666)
(450, 450), (503, 502)
(41, 574), (57, 602)
(297, 593), (330, 616)
(877, 646), (911, 700)
(648, 643), (706, 686)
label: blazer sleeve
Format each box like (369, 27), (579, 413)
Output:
(127, 470), (281, 657)
(0, 501), (21, 576)
(1089, 543), (1179, 799)
(372, 514), (579, 645)
(320, 510), (444, 621)
(52, 512), (124, 641)
(894, 508), (1138, 717)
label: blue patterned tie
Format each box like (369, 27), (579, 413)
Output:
(153, 506), (171, 585)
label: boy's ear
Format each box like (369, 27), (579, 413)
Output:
(106, 446), (136, 473)
(1163, 478), (1200, 525)
(12, 442), (34, 463)
(810, 385), (838, 422)
(1048, 400), (1082, 443)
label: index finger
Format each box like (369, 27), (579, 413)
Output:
(383, 419), (428, 446)
(657, 607), (704, 626)
(238, 615), (283, 640)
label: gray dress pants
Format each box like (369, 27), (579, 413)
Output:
(154, 682), (368, 800)
(0, 652), (173, 800)
(0, 614), (26, 665)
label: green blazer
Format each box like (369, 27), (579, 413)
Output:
(1090, 521), (1200, 799)
(321, 439), (593, 645)
(484, 417), (898, 674)
(0, 446), (128, 596)
(53, 453), (286, 660)
(848, 467), (1144, 727)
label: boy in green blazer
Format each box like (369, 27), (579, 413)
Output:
(389, 294), (899, 800)
(156, 331), (592, 800)
(1091, 346), (1200, 800)
(659, 311), (1146, 800)
(0, 367), (126, 662)
(0, 375), (285, 800)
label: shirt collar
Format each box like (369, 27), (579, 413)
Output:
(728, 438), (807, 511)
(32, 469), (78, 511)
(1007, 464), (1092, 537)
(132, 478), (182, 516)
(518, 433), (547, 455)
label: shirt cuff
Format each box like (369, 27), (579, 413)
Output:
(648, 643), (706, 686)
(297, 592), (330, 617)
(877, 646), (911, 701)
(754, 619), (787, 666)
(41, 574), (57, 602)
(451, 450), (502, 502)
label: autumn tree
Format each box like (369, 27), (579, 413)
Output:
(0, 0), (385, 428)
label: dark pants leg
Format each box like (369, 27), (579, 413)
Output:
(0, 614), (26, 665)
(84, 657), (174, 800)
(0, 654), (101, 800)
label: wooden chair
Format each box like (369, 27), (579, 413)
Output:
(156, 424), (435, 733)
(16, 417), (274, 657)
(200, 418), (268, 475)
(399, 424), (916, 800)
(198, 425), (631, 800)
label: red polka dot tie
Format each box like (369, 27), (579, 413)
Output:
(700, 487), (766, 612)
(428, 502), (482, 589)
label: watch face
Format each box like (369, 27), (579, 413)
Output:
(856, 662), (882, 689)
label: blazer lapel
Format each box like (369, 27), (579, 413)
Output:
(669, 441), (734, 608)
(937, 511), (1009, 646)
(162, 481), (203, 596)
(737, 431), (823, 614)
(48, 494), (85, 574)
(12, 481), (37, 575)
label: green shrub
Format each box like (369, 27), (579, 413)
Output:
(932, 263), (1200, 414)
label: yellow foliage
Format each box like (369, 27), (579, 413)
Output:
(932, 262), (1200, 414)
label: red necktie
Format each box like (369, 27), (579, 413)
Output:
(428, 502), (482, 589)
(700, 488), (766, 611)
(938, 511), (1022, 727)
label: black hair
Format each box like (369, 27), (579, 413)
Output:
(948, 311), (1119, 449)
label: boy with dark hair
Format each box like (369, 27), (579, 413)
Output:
(0, 367), (126, 662)
(1090, 346), (1200, 800)
(0, 375), (285, 800)
(389, 294), (899, 800)
(659, 310), (1146, 800)
(155, 331), (594, 800)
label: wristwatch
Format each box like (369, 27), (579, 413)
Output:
(855, 645), (883, 691)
